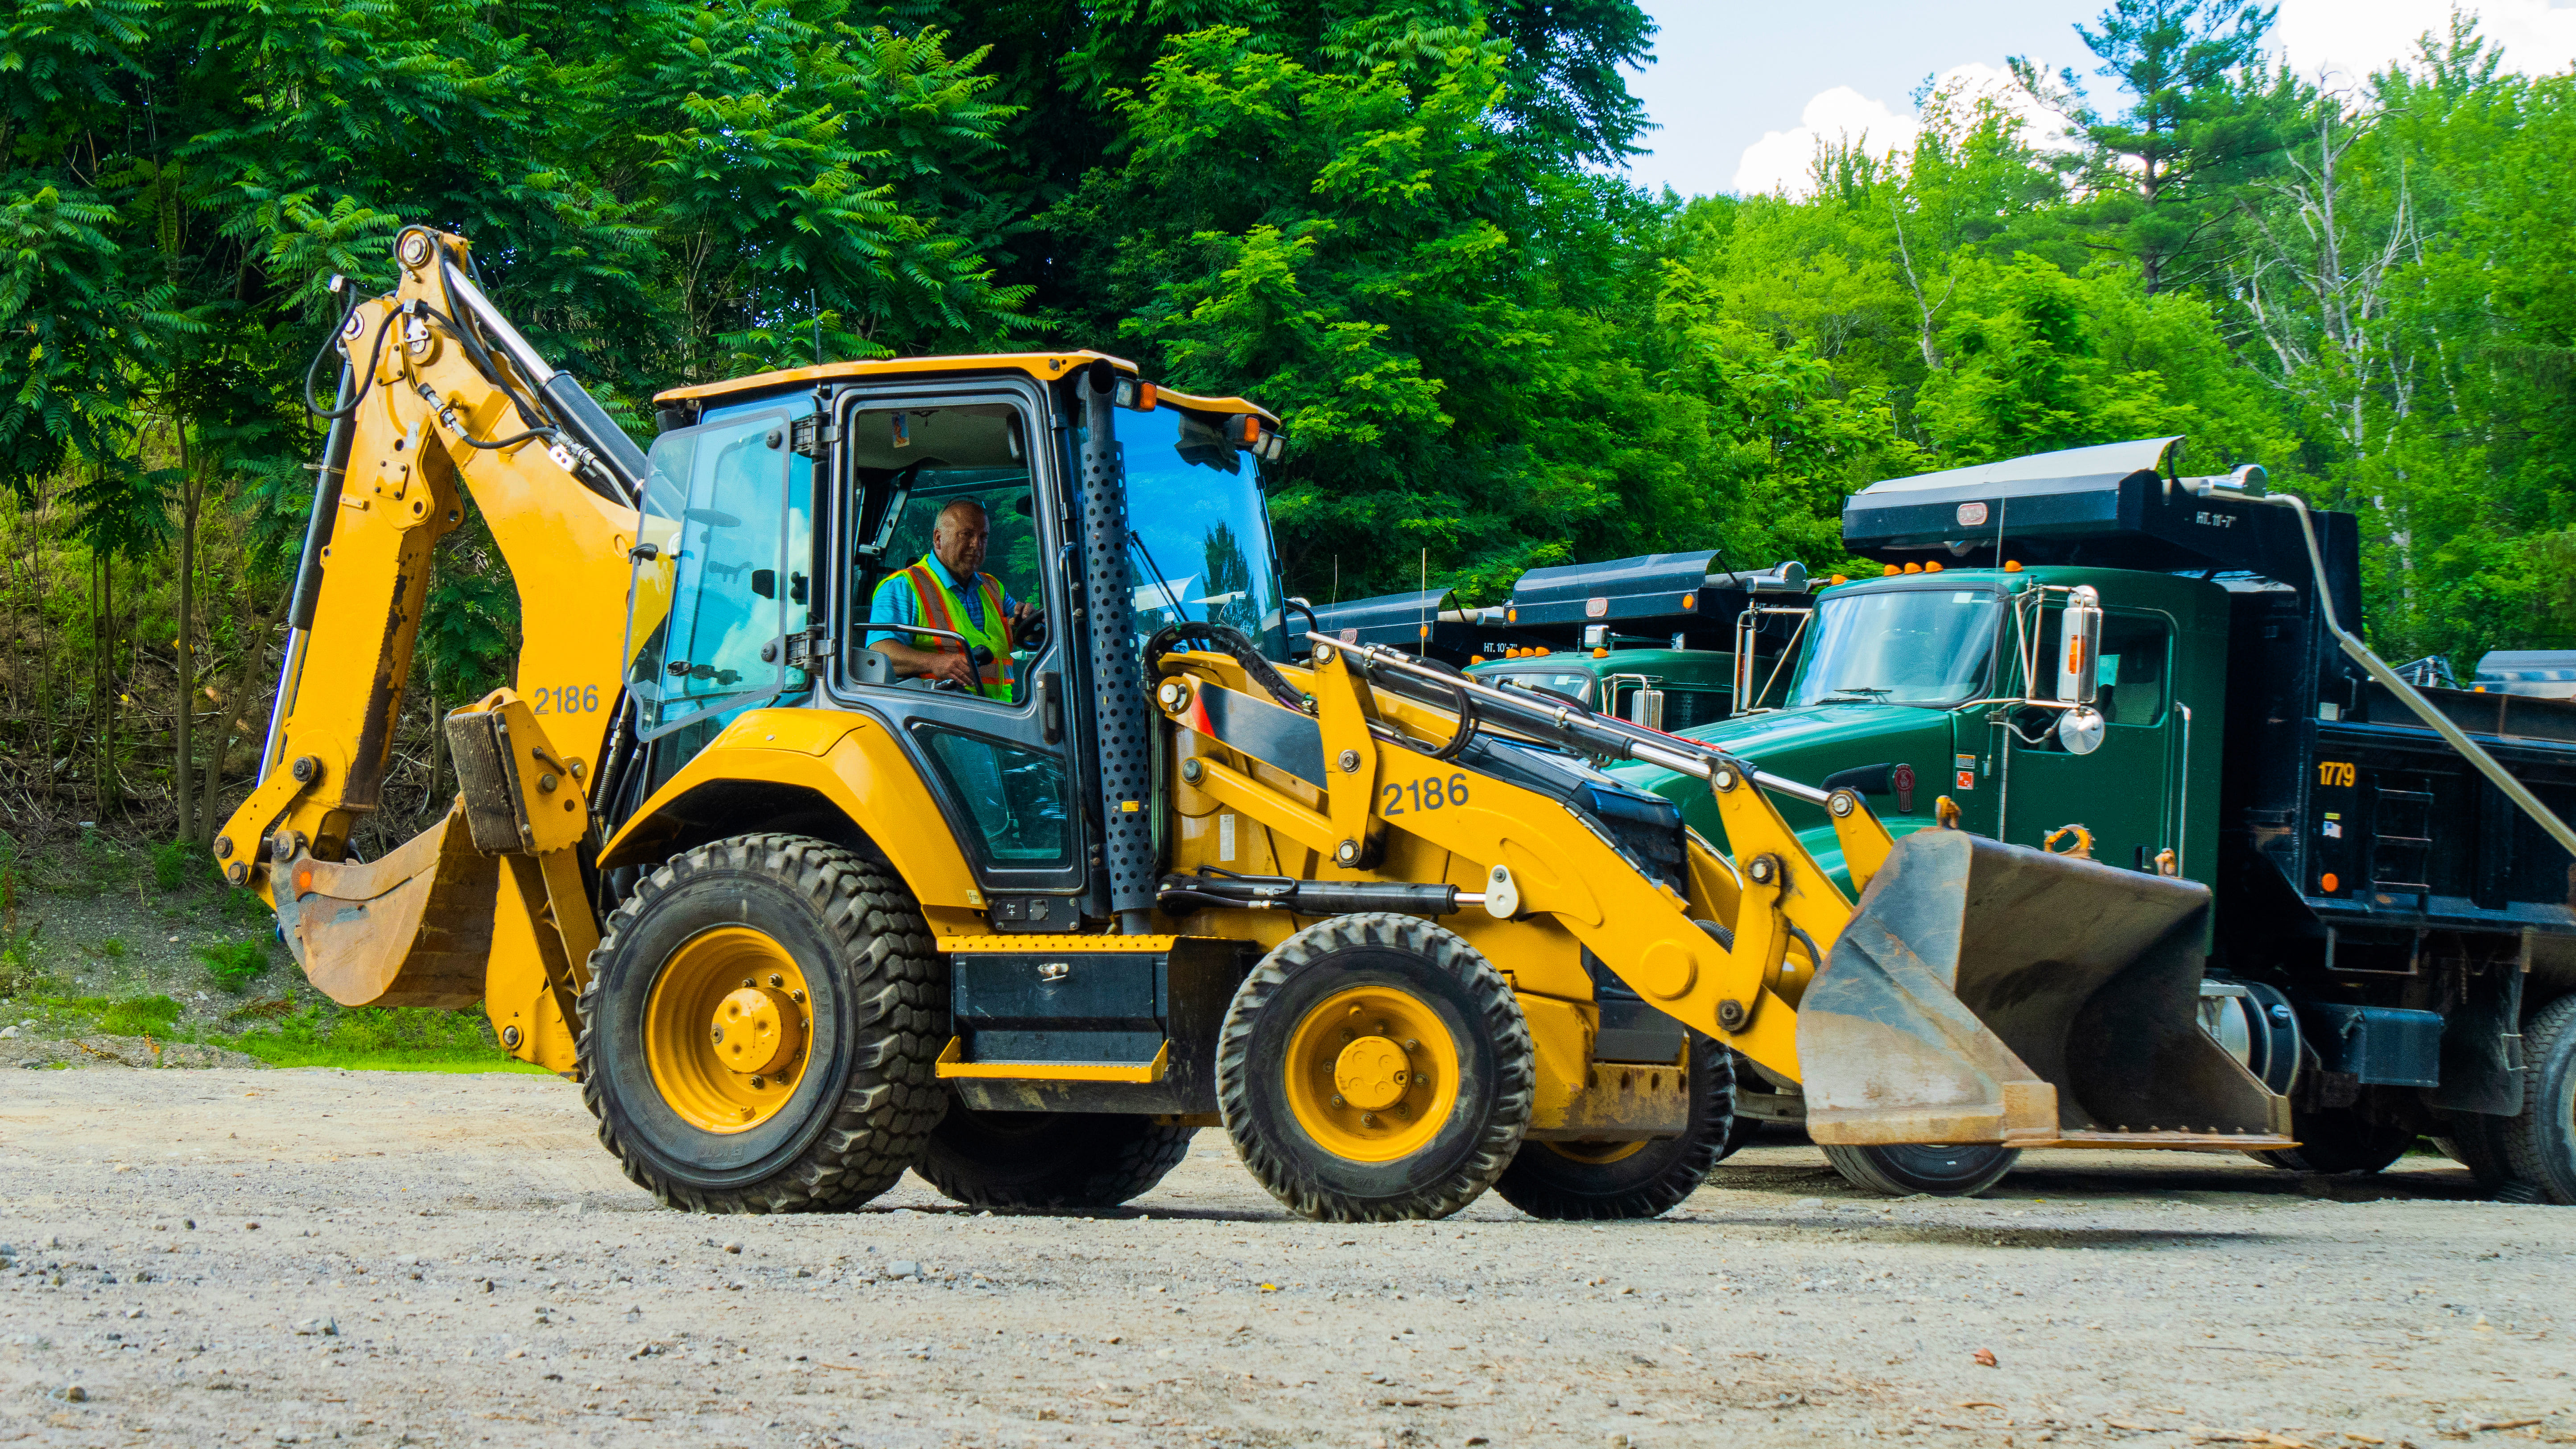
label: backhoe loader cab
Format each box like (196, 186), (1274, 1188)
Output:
(244, 230), (2283, 1225)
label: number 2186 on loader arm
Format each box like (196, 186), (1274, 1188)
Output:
(223, 227), (2291, 1222)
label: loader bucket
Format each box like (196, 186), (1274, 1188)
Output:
(277, 804), (500, 1010)
(1799, 828), (2289, 1149)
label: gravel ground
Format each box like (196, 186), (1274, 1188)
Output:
(1, 1069), (2570, 1449)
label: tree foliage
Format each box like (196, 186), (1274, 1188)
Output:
(0, 0), (2570, 851)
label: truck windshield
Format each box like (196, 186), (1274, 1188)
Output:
(1120, 406), (1286, 658)
(1788, 586), (2001, 708)
(1484, 671), (1593, 704)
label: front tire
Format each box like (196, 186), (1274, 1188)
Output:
(578, 834), (946, 1213)
(1821, 1142), (2019, 1197)
(918, 1098), (1195, 1209)
(1218, 914), (1534, 1222)
(1493, 1036), (1734, 1221)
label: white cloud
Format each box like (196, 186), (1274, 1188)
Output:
(1731, 86), (1915, 195)
(2271, 0), (2576, 87)
(1731, 62), (2068, 198)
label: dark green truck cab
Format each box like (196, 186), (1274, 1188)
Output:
(1628, 562), (2229, 899)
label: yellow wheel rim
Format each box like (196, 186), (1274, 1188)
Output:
(644, 926), (812, 1134)
(1542, 1138), (1648, 1165)
(1283, 985), (1460, 1163)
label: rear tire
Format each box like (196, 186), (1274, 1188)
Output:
(1821, 1143), (2019, 1197)
(1493, 1036), (1734, 1221)
(919, 1098), (1195, 1209)
(1712, 1049), (1764, 1164)
(578, 834), (946, 1213)
(2435, 1108), (2518, 1189)
(2493, 995), (2576, 1205)
(2246, 1108), (2413, 1175)
(1218, 914), (1533, 1222)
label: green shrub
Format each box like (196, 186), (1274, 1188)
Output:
(0, 932), (44, 999)
(198, 939), (272, 994)
(93, 936), (128, 960)
(218, 888), (272, 925)
(150, 840), (212, 892)
(94, 994), (183, 1037)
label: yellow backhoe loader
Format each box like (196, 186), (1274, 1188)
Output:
(222, 228), (2295, 1220)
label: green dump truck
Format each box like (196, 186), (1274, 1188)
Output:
(1619, 437), (2576, 1203)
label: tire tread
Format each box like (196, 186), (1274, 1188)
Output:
(576, 833), (943, 1214)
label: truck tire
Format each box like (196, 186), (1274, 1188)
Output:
(1820, 1143), (2019, 1197)
(918, 1098), (1195, 1209)
(2246, 1110), (2413, 1175)
(2433, 1108), (2516, 1189)
(578, 834), (946, 1213)
(1218, 913), (1533, 1222)
(2493, 994), (2576, 1205)
(1492, 1035), (1733, 1220)
(1712, 1049), (1765, 1163)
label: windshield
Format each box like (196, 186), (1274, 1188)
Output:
(1119, 406), (1285, 658)
(1482, 671), (1593, 704)
(1788, 586), (2001, 708)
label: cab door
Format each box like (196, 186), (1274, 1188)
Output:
(1990, 606), (2181, 871)
(826, 378), (1088, 923)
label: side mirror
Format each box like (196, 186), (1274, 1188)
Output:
(2056, 586), (2101, 706)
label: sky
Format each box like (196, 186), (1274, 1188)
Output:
(1627, 0), (2576, 199)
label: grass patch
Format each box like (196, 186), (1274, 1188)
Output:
(197, 939), (272, 993)
(31, 990), (546, 1073)
(210, 1004), (547, 1073)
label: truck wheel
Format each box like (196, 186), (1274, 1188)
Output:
(1492, 1035), (1734, 1220)
(578, 834), (945, 1213)
(1712, 1049), (1765, 1164)
(2493, 995), (2576, 1205)
(918, 1098), (1195, 1209)
(2246, 1110), (2413, 1175)
(1820, 1143), (2019, 1197)
(2434, 1108), (2516, 1189)
(1217, 913), (1533, 1223)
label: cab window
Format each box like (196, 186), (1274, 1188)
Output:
(843, 404), (1041, 704)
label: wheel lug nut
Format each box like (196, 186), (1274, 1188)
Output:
(741, 978), (755, 989)
(750, 1075), (765, 1089)
(768, 973), (784, 988)
(1404, 1039), (1419, 1051)
(1331, 1095), (1345, 1108)
(710, 1027), (724, 1043)
(1362, 1114), (1379, 1127)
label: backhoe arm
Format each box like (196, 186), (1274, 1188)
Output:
(215, 228), (648, 1071)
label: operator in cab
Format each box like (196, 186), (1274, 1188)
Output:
(866, 498), (1042, 699)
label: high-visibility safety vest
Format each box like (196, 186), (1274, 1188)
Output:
(901, 555), (1016, 700)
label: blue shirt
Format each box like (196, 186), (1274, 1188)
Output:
(866, 557), (1021, 644)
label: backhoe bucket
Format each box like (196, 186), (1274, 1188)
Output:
(1799, 828), (2289, 1149)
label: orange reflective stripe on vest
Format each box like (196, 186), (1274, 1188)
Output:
(902, 558), (1015, 699)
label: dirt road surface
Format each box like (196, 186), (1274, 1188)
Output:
(1, 1069), (2568, 1448)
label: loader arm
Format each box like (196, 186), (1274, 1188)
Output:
(1153, 639), (1902, 1086)
(1155, 637), (2293, 1155)
(215, 227), (647, 1071)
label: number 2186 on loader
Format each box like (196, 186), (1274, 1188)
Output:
(225, 228), (2295, 1221)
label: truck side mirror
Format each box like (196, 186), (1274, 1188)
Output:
(2056, 586), (2101, 706)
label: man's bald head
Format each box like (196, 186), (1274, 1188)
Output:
(931, 497), (992, 577)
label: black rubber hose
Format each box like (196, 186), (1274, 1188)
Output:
(1143, 621), (1307, 712)
(302, 304), (396, 421)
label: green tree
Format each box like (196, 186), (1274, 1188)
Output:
(2017, 0), (2293, 293)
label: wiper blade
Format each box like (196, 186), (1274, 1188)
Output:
(1822, 686), (1893, 700)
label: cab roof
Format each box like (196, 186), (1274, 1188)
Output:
(653, 350), (1279, 424)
